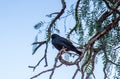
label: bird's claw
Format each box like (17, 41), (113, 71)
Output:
(59, 48), (67, 55)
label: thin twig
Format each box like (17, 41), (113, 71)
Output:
(32, 41), (46, 55)
(44, 42), (49, 67)
(30, 64), (62, 79)
(72, 63), (80, 79)
(103, 48), (108, 79)
(72, 69), (79, 79)
(49, 53), (61, 79)
(47, 0), (66, 36)
(29, 41), (48, 71)
(67, 0), (81, 38)
(46, 12), (60, 17)
(28, 56), (46, 71)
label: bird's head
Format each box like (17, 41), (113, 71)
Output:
(51, 34), (60, 39)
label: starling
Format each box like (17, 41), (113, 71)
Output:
(51, 34), (82, 55)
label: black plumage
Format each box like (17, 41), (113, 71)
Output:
(51, 34), (82, 55)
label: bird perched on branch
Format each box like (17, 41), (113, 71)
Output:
(51, 34), (82, 56)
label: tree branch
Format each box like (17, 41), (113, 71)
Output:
(81, 47), (93, 79)
(98, 1), (120, 23)
(86, 52), (97, 79)
(103, 0), (120, 14)
(30, 0), (120, 79)
(67, 0), (81, 38)
(88, 16), (120, 46)
(47, 0), (66, 37)
(72, 63), (80, 79)
(30, 64), (62, 79)
(32, 41), (46, 55)
(29, 0), (67, 71)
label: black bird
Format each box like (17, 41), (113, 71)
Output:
(51, 34), (82, 55)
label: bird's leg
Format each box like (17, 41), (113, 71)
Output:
(59, 47), (67, 55)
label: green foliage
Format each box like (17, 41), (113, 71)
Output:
(34, 21), (44, 30)
(116, 58), (120, 77)
(85, 61), (92, 74)
(33, 0), (120, 79)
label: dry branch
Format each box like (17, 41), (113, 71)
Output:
(103, 0), (120, 14)
(30, 0), (120, 79)
(29, 0), (66, 71)
(67, 0), (81, 38)
(88, 16), (120, 47)
(47, 0), (66, 37)
(32, 41), (46, 55)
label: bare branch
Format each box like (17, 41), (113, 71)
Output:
(98, 10), (113, 24)
(58, 48), (83, 66)
(28, 56), (46, 71)
(103, 48), (108, 79)
(29, 40), (49, 71)
(30, 0), (67, 71)
(46, 12), (60, 17)
(67, 0), (81, 38)
(89, 16), (120, 46)
(108, 59), (120, 66)
(49, 53), (61, 79)
(72, 63), (80, 79)
(72, 69), (79, 79)
(47, 0), (66, 36)
(44, 42), (49, 67)
(30, 48), (83, 79)
(103, 0), (112, 9)
(30, 0), (120, 79)
(103, 62), (107, 79)
(30, 64), (62, 79)
(32, 41), (46, 55)
(98, 0), (120, 23)
(103, 0), (120, 14)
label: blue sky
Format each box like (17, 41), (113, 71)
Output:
(0, 0), (104, 79)
(0, 0), (60, 79)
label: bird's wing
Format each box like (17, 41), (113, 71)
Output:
(52, 39), (68, 50)
(58, 37), (73, 46)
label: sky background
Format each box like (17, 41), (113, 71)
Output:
(0, 0), (103, 79)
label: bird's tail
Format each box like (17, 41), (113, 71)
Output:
(71, 46), (82, 56)
(75, 49), (82, 56)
